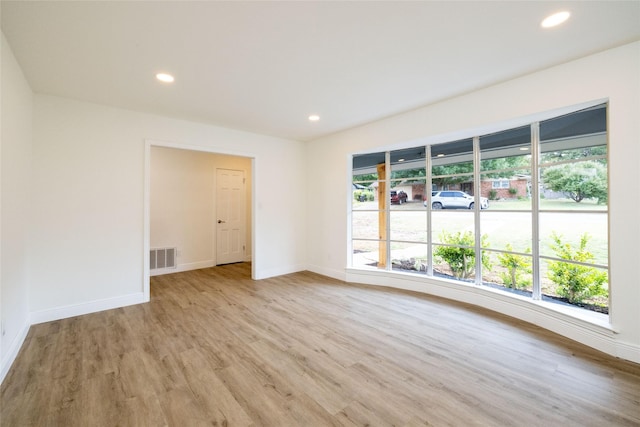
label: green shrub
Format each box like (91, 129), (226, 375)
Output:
(434, 231), (490, 279)
(547, 232), (608, 303)
(489, 189), (498, 200)
(353, 190), (373, 202)
(508, 187), (518, 195)
(497, 244), (531, 289)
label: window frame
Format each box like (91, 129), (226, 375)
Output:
(350, 103), (609, 316)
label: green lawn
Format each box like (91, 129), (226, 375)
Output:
(353, 198), (608, 264)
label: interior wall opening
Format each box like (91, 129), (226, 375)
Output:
(144, 142), (254, 300)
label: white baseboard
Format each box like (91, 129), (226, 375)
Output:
(1, 319), (31, 385)
(345, 268), (640, 364)
(306, 263), (347, 282)
(150, 260), (215, 276)
(253, 263), (306, 280)
(30, 292), (146, 325)
(616, 341), (640, 364)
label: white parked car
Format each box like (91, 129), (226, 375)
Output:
(424, 191), (489, 210)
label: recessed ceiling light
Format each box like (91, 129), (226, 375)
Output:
(519, 147), (530, 151)
(541, 11), (570, 28)
(156, 73), (175, 83)
(398, 158), (405, 162)
(436, 154), (445, 157)
(308, 114), (320, 122)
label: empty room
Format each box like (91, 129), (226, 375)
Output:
(1, 1), (639, 425)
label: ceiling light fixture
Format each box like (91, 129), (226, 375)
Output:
(541, 11), (570, 28)
(398, 158), (405, 162)
(156, 73), (175, 83)
(436, 154), (445, 157)
(519, 147), (530, 151)
(308, 114), (320, 122)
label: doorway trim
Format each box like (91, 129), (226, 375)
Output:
(143, 139), (256, 302)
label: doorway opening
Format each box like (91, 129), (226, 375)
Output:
(143, 140), (254, 301)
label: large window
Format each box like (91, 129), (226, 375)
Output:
(351, 104), (609, 315)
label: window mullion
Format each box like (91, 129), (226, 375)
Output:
(426, 145), (433, 276)
(473, 136), (482, 285)
(385, 151), (391, 271)
(531, 122), (541, 300)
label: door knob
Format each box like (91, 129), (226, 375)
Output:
(218, 220), (225, 224)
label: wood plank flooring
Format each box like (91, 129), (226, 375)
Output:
(2, 263), (639, 426)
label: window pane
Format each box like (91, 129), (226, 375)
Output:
(390, 242), (429, 274)
(432, 138), (474, 189)
(540, 259), (609, 315)
(352, 211), (381, 240)
(390, 147), (427, 209)
(480, 125), (531, 170)
(482, 249), (533, 293)
(352, 239), (381, 269)
(433, 242), (476, 283)
(428, 186), (481, 210)
(480, 126), (532, 210)
(539, 212), (608, 266)
(432, 210), (478, 283)
(540, 104), (607, 165)
(353, 152), (385, 211)
(353, 152), (385, 174)
(431, 211), (474, 243)
(390, 211), (427, 242)
(480, 211), (531, 253)
(540, 160), (608, 210)
(352, 181), (377, 210)
(390, 178), (427, 210)
(540, 104), (606, 157)
(481, 171), (531, 210)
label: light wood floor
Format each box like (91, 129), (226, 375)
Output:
(2, 263), (639, 426)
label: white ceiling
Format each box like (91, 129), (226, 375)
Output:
(2, 1), (639, 142)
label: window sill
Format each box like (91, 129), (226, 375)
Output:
(345, 266), (614, 335)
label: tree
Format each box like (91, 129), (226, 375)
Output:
(542, 161), (607, 203)
(480, 156), (531, 179)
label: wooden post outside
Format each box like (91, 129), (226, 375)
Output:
(377, 163), (387, 269)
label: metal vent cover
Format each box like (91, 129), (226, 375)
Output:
(150, 247), (177, 270)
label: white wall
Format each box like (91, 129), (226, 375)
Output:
(1, 32), (33, 382)
(306, 42), (640, 362)
(30, 95), (307, 322)
(150, 147), (252, 273)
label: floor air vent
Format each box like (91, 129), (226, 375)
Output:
(150, 247), (177, 270)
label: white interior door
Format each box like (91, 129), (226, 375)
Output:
(216, 169), (246, 265)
